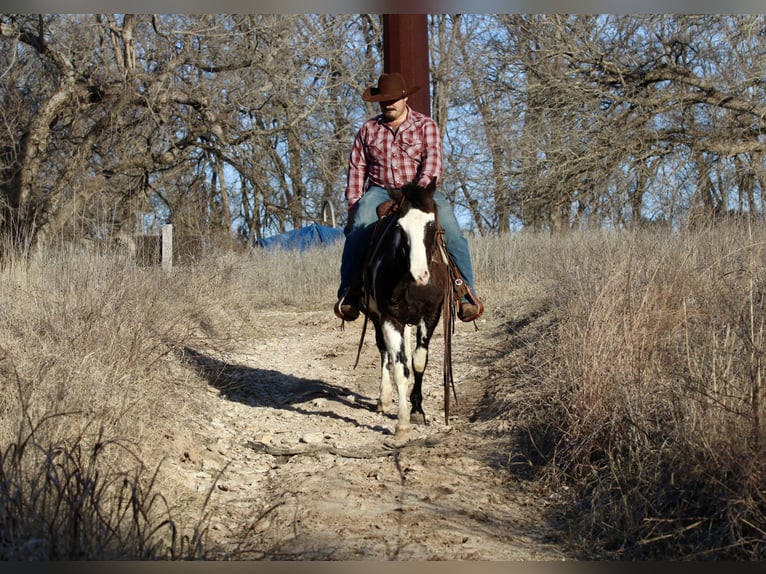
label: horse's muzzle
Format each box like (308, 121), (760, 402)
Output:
(412, 269), (431, 286)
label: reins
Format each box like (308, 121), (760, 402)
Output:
(436, 226), (458, 424)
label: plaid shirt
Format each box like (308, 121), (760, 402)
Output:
(345, 106), (443, 209)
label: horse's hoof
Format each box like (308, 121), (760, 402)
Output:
(411, 407), (426, 425)
(377, 400), (392, 413)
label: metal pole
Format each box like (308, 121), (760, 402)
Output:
(383, 14), (431, 117)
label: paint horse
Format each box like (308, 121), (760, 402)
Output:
(359, 178), (452, 439)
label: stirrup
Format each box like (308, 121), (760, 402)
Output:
(457, 287), (484, 322)
(334, 289), (360, 322)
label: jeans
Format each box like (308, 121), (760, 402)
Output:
(337, 185), (475, 298)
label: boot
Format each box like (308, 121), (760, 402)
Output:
(449, 265), (484, 322)
(457, 288), (484, 322)
(334, 287), (361, 321)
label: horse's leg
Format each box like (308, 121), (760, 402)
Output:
(410, 318), (431, 424)
(374, 322), (393, 413)
(403, 323), (414, 397)
(381, 320), (411, 438)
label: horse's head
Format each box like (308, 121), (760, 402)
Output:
(397, 178), (439, 286)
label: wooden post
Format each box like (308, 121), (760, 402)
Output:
(383, 14), (431, 117)
(161, 223), (173, 270)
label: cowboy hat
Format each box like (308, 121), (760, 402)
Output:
(362, 73), (421, 102)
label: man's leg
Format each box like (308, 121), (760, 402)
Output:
(433, 192), (483, 321)
(335, 186), (390, 320)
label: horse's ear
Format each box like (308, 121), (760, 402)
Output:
(426, 178), (437, 193)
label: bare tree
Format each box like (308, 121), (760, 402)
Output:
(3, 14), (766, 248)
(0, 14), (381, 251)
(434, 15), (766, 232)
(496, 14), (766, 229)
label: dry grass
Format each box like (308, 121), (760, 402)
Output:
(1, 227), (764, 560)
(498, 223), (766, 559)
(0, 241), (343, 559)
(0, 246), (232, 559)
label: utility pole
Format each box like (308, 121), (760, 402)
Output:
(382, 14), (431, 117)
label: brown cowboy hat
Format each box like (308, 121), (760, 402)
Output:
(362, 72), (421, 102)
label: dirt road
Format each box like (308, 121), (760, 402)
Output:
(161, 308), (572, 560)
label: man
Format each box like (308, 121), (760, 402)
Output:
(334, 72), (482, 323)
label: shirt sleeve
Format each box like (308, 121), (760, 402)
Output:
(345, 127), (368, 209)
(417, 117), (442, 188)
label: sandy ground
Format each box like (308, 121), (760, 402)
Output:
(160, 307), (573, 560)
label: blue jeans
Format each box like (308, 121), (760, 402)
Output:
(338, 185), (475, 298)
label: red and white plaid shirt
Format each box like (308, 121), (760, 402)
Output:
(345, 106), (443, 209)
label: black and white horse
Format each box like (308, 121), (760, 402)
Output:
(361, 178), (450, 439)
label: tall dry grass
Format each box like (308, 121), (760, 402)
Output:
(1, 225), (764, 559)
(494, 223), (766, 559)
(0, 240), (343, 559)
(0, 245), (225, 558)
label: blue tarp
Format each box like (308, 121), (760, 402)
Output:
(255, 223), (344, 252)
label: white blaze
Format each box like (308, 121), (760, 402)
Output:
(398, 209), (434, 286)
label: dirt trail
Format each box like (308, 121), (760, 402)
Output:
(161, 308), (572, 560)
